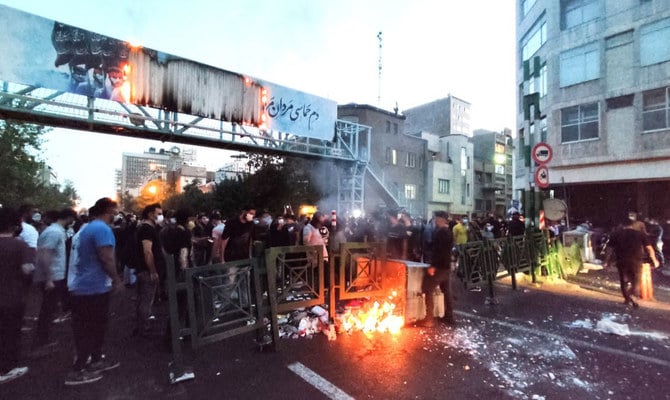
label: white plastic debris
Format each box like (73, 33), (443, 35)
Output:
(596, 319), (630, 336)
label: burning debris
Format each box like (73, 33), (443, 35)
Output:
(276, 292), (406, 340)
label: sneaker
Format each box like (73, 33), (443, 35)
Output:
(86, 355), (120, 374)
(53, 312), (71, 324)
(0, 367), (28, 384)
(64, 369), (102, 386)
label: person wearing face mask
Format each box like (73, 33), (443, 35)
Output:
(66, 198), (123, 386)
(220, 207), (256, 264)
(31, 208), (77, 357)
(133, 203), (164, 338)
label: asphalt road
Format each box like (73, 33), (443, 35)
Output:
(3, 275), (670, 400)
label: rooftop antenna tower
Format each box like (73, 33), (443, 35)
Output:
(377, 31), (382, 107)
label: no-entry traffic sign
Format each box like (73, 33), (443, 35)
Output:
(535, 165), (549, 188)
(532, 142), (553, 165)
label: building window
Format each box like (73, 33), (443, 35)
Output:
(643, 87), (670, 131)
(640, 18), (670, 66)
(528, 63), (547, 97)
(495, 143), (505, 153)
(495, 165), (505, 175)
(386, 120), (391, 133)
(521, 17), (547, 62)
(405, 184), (417, 200)
(466, 183), (471, 197)
(522, 0), (537, 16)
(560, 42), (599, 87)
(393, 123), (398, 134)
(385, 147), (398, 165)
(561, 102), (599, 142)
(438, 179), (450, 194)
(475, 199), (484, 211)
(405, 152), (416, 168)
(560, 0), (599, 30)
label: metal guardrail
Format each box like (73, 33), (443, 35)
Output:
(456, 230), (550, 302)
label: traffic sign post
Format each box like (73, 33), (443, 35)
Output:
(535, 165), (549, 188)
(532, 142), (553, 165)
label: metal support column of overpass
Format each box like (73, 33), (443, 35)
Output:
(0, 81), (372, 215)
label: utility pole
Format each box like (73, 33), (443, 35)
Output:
(377, 31), (382, 107)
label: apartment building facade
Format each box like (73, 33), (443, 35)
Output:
(516, 0), (670, 226)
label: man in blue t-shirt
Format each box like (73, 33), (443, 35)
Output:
(65, 198), (123, 386)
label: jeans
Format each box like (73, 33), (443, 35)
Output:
(70, 292), (110, 370)
(422, 269), (454, 320)
(136, 271), (157, 334)
(0, 303), (26, 373)
(33, 279), (66, 347)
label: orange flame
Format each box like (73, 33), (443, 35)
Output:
(338, 293), (404, 335)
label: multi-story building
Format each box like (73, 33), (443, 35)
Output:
(338, 103), (427, 217)
(472, 129), (514, 217)
(516, 0), (670, 226)
(418, 131), (474, 218)
(404, 95), (473, 138)
(167, 165), (208, 193)
(120, 147), (185, 197)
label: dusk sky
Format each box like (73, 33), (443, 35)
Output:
(0, 0), (516, 207)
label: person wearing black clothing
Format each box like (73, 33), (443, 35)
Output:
(192, 214), (213, 266)
(0, 207), (34, 384)
(221, 207), (256, 263)
(134, 203), (164, 337)
(416, 211), (455, 327)
(608, 219), (660, 307)
(162, 208), (193, 349)
(386, 210), (409, 259)
(508, 212), (526, 237)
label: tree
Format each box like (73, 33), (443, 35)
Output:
(0, 120), (81, 210)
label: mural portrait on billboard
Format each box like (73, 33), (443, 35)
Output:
(51, 22), (129, 102)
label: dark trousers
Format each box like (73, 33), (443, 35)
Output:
(422, 269), (454, 320)
(70, 292), (110, 370)
(136, 271), (157, 334)
(617, 258), (640, 303)
(0, 303), (26, 373)
(33, 279), (66, 347)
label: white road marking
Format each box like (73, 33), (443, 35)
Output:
(456, 311), (670, 369)
(287, 362), (355, 400)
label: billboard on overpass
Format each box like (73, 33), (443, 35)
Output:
(0, 5), (336, 141)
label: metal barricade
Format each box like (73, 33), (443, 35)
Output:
(506, 235), (535, 289)
(329, 242), (387, 312)
(164, 250), (275, 383)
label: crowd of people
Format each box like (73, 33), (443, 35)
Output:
(7, 197), (665, 386)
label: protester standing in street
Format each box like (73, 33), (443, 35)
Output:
(134, 203), (164, 337)
(416, 211), (455, 327)
(608, 218), (660, 308)
(31, 208), (77, 356)
(0, 207), (35, 384)
(66, 198), (122, 385)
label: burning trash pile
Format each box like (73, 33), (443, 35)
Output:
(276, 292), (405, 340)
(277, 306), (337, 340)
(336, 297), (404, 335)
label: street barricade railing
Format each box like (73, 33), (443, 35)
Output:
(456, 230), (550, 301)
